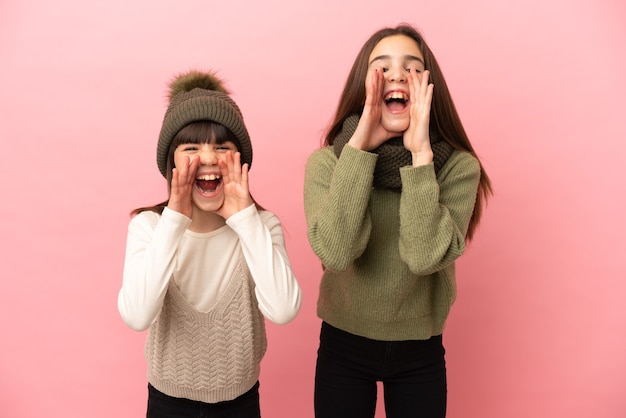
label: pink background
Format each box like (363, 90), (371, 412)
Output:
(1, 0), (625, 416)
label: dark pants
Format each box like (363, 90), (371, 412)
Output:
(147, 381), (261, 418)
(314, 322), (447, 418)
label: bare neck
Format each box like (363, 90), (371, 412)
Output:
(188, 208), (226, 233)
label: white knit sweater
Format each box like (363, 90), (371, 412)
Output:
(145, 259), (266, 402)
(118, 204), (302, 402)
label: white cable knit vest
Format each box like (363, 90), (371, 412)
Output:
(145, 260), (267, 403)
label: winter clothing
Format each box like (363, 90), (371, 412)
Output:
(304, 145), (480, 341)
(156, 70), (252, 177)
(119, 205), (301, 402)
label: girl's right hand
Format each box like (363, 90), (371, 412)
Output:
(347, 68), (395, 151)
(167, 156), (199, 218)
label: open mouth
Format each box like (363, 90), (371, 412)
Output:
(384, 91), (409, 112)
(195, 174), (222, 194)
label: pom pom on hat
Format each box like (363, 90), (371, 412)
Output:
(167, 70), (230, 99)
(156, 70), (252, 177)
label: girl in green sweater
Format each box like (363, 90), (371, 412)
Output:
(304, 24), (491, 418)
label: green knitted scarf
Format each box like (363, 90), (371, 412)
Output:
(333, 114), (453, 190)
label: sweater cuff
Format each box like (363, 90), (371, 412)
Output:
(340, 144), (378, 167)
(225, 204), (257, 229)
(162, 207), (192, 227)
(400, 162), (436, 183)
(337, 145), (378, 186)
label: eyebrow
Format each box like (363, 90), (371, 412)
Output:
(369, 54), (425, 66)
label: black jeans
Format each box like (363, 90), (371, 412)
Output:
(314, 322), (447, 418)
(147, 381), (261, 418)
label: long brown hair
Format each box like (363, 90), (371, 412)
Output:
(132, 121), (263, 216)
(325, 24), (492, 241)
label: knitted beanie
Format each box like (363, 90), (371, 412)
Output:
(156, 70), (252, 177)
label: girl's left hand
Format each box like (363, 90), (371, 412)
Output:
(404, 69), (435, 166)
(216, 151), (253, 219)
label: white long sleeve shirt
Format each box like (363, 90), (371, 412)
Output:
(118, 204), (302, 331)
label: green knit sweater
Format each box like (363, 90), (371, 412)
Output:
(304, 145), (480, 341)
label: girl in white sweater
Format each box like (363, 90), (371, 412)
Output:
(118, 70), (302, 418)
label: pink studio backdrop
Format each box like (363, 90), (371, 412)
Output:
(1, 0), (624, 417)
